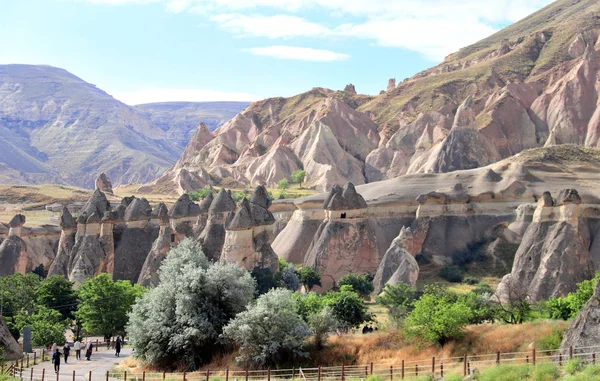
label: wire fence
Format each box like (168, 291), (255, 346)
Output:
(5, 345), (600, 381)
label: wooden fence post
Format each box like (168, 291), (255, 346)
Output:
(463, 355), (467, 376)
(390, 365), (393, 381)
(559, 353), (563, 367)
(27, 353), (30, 368)
(401, 360), (404, 379)
(594, 353), (596, 365)
(317, 366), (321, 381)
(106, 371), (109, 381)
(496, 351), (500, 365)
(95, 340), (98, 352)
(292, 367), (295, 379)
(370, 362), (373, 375)
(225, 368), (229, 381)
(89, 371), (92, 381)
(56, 369), (59, 381)
(432, 357), (435, 375)
(42, 368), (45, 381)
(533, 348), (536, 365)
(267, 368), (271, 381)
(245, 369), (249, 381)
(526, 356), (529, 364)
(206, 369), (209, 381)
(183, 371), (186, 381)
(415, 364), (418, 376)
(143, 370), (146, 381)
(124, 370), (128, 381)
(440, 364), (444, 377)
(569, 346), (573, 360)
(72, 370), (75, 381)
(30, 367), (33, 381)
(365, 366), (368, 377)
(341, 364), (345, 381)
(163, 371), (166, 380)
(42, 349), (45, 362)
(34, 352), (37, 366)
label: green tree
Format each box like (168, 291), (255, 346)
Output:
(546, 272), (600, 320)
(223, 288), (311, 367)
(307, 306), (339, 349)
(36, 275), (78, 321)
(299, 267), (322, 291)
(14, 306), (67, 347)
(127, 239), (255, 370)
(376, 283), (416, 323)
(291, 170), (306, 188)
(277, 178), (289, 190)
(404, 285), (473, 345)
(76, 274), (144, 341)
(324, 285), (371, 329)
(188, 187), (213, 201)
(337, 273), (374, 297)
(293, 292), (327, 321)
(251, 267), (279, 297)
(0, 273), (42, 339)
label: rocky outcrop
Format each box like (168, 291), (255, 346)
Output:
(387, 79), (396, 92)
(559, 278), (600, 353)
(0, 317), (22, 361)
(344, 84), (357, 95)
(95, 173), (113, 194)
(220, 186), (279, 272)
(373, 227), (420, 293)
(495, 189), (596, 302)
(199, 188), (236, 261)
(138, 203), (172, 287)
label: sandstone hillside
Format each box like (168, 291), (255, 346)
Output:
(154, 0), (600, 194)
(0, 65), (248, 188)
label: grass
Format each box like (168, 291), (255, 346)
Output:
(473, 362), (600, 381)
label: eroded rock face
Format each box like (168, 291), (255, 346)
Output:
(0, 317), (22, 361)
(138, 225), (173, 287)
(95, 173), (113, 194)
(373, 227), (420, 293)
(560, 279), (600, 352)
(199, 188), (236, 261)
(495, 189), (596, 302)
(0, 235), (27, 276)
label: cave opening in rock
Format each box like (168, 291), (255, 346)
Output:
(341, 212), (347, 219)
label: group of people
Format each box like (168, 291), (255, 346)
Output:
(51, 339), (96, 372)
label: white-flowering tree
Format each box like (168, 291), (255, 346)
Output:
(223, 288), (311, 367)
(127, 239), (255, 370)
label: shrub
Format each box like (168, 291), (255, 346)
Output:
(375, 283), (416, 323)
(307, 306), (339, 349)
(451, 240), (488, 267)
(472, 283), (494, 296)
(403, 285), (472, 345)
(188, 187), (212, 201)
(251, 267), (279, 296)
(439, 266), (464, 283)
(582, 364), (600, 378)
(535, 327), (565, 351)
(337, 273), (374, 297)
(324, 286), (372, 329)
(280, 264), (301, 291)
(462, 276), (479, 285)
(278, 178), (289, 190)
(529, 363), (559, 381)
(477, 364), (530, 381)
(565, 358), (583, 375)
(127, 239), (255, 370)
(223, 289), (311, 367)
(299, 267), (322, 291)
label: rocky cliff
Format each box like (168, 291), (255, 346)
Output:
(153, 0), (600, 194)
(0, 317), (21, 361)
(559, 278), (600, 353)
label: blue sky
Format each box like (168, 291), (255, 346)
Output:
(0, 0), (553, 105)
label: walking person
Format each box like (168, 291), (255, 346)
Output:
(52, 348), (61, 373)
(85, 341), (93, 361)
(115, 336), (122, 357)
(74, 339), (81, 360)
(63, 343), (70, 363)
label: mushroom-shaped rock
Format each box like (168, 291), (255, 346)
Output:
(323, 185), (343, 209)
(199, 193), (214, 213)
(228, 199), (255, 230)
(387, 78), (396, 92)
(86, 212), (101, 224)
(59, 208), (77, 229)
(95, 173), (114, 194)
(124, 198), (152, 221)
(341, 182), (368, 209)
(250, 185), (272, 209)
(373, 227), (420, 293)
(152, 203), (170, 224)
(250, 202), (276, 226)
(102, 210), (120, 223)
(81, 189), (111, 217)
(77, 212), (88, 224)
(539, 191), (554, 207)
(121, 196), (135, 207)
(209, 189), (236, 213)
(8, 214), (26, 228)
(169, 194), (201, 219)
(557, 189), (582, 206)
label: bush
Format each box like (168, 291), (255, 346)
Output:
(529, 363), (559, 381)
(439, 266), (464, 283)
(582, 364), (600, 378)
(223, 289), (311, 367)
(278, 178), (289, 190)
(188, 187), (212, 201)
(565, 358), (583, 375)
(251, 267), (279, 296)
(546, 272), (600, 320)
(477, 364), (530, 381)
(280, 265), (301, 291)
(472, 283), (494, 296)
(337, 273), (374, 297)
(535, 327), (565, 351)
(307, 306), (339, 349)
(127, 239), (255, 370)
(451, 240), (488, 267)
(403, 285), (472, 345)
(375, 283), (415, 323)
(324, 286), (372, 329)
(462, 276), (479, 285)
(299, 267), (322, 291)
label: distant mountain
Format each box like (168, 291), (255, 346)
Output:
(134, 101), (249, 149)
(151, 0), (600, 193)
(0, 65), (248, 188)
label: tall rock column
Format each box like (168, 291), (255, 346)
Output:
(0, 215), (28, 276)
(199, 188), (236, 261)
(47, 208), (77, 277)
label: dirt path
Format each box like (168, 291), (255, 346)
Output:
(23, 348), (132, 381)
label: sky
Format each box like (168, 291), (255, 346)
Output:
(0, 0), (554, 105)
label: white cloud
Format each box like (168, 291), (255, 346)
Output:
(211, 14), (332, 39)
(246, 46), (349, 61)
(88, 0), (555, 62)
(111, 88), (261, 105)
